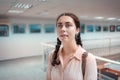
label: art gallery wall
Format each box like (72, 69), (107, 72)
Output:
(0, 17), (120, 60)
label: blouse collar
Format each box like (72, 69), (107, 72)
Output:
(58, 45), (86, 61)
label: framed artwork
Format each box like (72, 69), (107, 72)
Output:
(29, 24), (41, 33)
(110, 25), (115, 32)
(80, 24), (85, 33)
(87, 25), (94, 32)
(116, 25), (120, 32)
(95, 25), (101, 32)
(103, 26), (108, 32)
(44, 24), (55, 33)
(0, 24), (9, 37)
(12, 24), (26, 33)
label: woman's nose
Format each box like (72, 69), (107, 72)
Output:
(61, 25), (66, 31)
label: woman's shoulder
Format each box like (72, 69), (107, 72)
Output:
(49, 50), (54, 55)
(48, 50), (54, 62)
(82, 50), (96, 61)
(81, 48), (95, 59)
(87, 52), (95, 58)
(86, 52), (96, 63)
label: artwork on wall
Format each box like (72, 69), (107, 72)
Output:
(95, 25), (101, 32)
(80, 24), (85, 33)
(44, 24), (55, 33)
(103, 26), (108, 32)
(12, 24), (26, 33)
(116, 25), (120, 32)
(110, 25), (115, 32)
(0, 24), (9, 37)
(87, 25), (94, 32)
(29, 24), (41, 33)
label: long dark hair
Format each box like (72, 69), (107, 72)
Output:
(51, 13), (82, 66)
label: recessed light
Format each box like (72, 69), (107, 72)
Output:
(35, 0), (47, 2)
(107, 18), (116, 20)
(94, 17), (104, 19)
(8, 10), (23, 13)
(41, 0), (47, 2)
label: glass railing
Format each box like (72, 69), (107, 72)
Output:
(82, 38), (120, 57)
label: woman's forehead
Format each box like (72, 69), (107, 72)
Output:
(57, 16), (74, 23)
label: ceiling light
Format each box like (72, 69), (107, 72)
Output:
(94, 17), (104, 19)
(41, 0), (47, 2)
(118, 19), (120, 21)
(35, 0), (47, 1)
(8, 10), (23, 13)
(14, 3), (33, 9)
(107, 18), (116, 20)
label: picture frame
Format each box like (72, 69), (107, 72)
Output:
(87, 25), (94, 32)
(80, 24), (85, 33)
(103, 26), (108, 32)
(12, 24), (26, 33)
(29, 24), (41, 33)
(95, 25), (101, 32)
(110, 25), (115, 32)
(44, 24), (55, 33)
(116, 25), (120, 32)
(0, 24), (9, 37)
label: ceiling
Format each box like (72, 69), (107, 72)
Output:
(0, 0), (120, 21)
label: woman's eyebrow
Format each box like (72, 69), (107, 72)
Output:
(57, 22), (71, 24)
(57, 22), (62, 24)
(65, 22), (71, 24)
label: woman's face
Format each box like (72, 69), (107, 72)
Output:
(56, 16), (79, 43)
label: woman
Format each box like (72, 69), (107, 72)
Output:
(46, 13), (97, 80)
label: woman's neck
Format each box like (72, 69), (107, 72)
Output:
(62, 40), (79, 56)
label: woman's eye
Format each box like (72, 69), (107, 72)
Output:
(65, 24), (72, 28)
(57, 24), (63, 28)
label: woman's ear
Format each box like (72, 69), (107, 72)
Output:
(76, 28), (80, 34)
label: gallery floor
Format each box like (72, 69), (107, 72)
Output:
(0, 55), (46, 80)
(0, 53), (120, 80)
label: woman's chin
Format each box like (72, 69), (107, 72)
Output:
(60, 38), (69, 43)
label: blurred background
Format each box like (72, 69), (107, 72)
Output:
(0, 0), (120, 80)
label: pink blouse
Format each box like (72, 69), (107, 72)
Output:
(46, 46), (97, 80)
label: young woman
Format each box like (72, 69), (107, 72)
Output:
(46, 13), (97, 80)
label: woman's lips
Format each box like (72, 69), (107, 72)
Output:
(60, 34), (68, 37)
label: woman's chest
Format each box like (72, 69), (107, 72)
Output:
(51, 60), (83, 80)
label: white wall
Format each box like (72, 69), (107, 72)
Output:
(81, 20), (120, 49)
(0, 17), (57, 60)
(0, 17), (120, 60)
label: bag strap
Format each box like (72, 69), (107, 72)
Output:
(82, 52), (88, 79)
